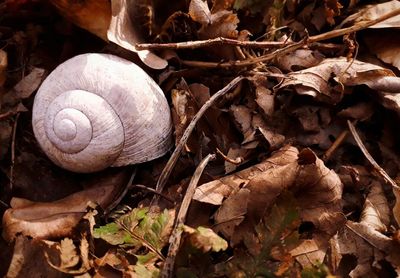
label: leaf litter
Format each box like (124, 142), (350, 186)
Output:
(2, 0), (400, 277)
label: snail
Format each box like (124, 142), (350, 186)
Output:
(32, 53), (173, 173)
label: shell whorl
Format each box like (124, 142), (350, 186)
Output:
(32, 53), (173, 173)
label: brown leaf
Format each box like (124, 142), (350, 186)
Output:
(364, 29), (400, 70)
(5, 236), (65, 278)
(360, 181), (390, 232)
(107, 0), (167, 69)
(182, 225), (228, 252)
(340, 0), (400, 29)
(0, 49), (7, 87)
(278, 57), (398, 103)
(289, 239), (327, 268)
(337, 102), (375, 121)
(189, 0), (212, 25)
(2, 171), (130, 241)
(194, 145), (299, 205)
(50, 0), (111, 40)
(255, 86), (274, 117)
(275, 49), (324, 72)
(199, 10), (239, 39)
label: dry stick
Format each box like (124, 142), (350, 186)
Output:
(161, 153), (216, 278)
(136, 37), (286, 50)
(154, 76), (244, 197)
(347, 120), (399, 189)
(9, 113), (19, 191)
(180, 7), (400, 68)
(323, 130), (348, 162)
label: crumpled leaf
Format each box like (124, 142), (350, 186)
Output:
(0, 49), (7, 87)
(335, 221), (393, 278)
(107, 0), (167, 69)
(189, 0), (211, 25)
(364, 29), (400, 71)
(2, 170), (130, 241)
(50, 0), (111, 40)
(360, 181), (390, 233)
(340, 0), (400, 29)
(278, 57), (399, 104)
(45, 237), (91, 274)
(5, 236), (64, 278)
(182, 225), (228, 252)
(195, 146), (344, 245)
(275, 49), (324, 72)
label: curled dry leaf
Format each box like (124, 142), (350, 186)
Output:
(50, 0), (111, 40)
(275, 49), (324, 72)
(360, 181), (390, 232)
(189, 0), (212, 25)
(340, 0), (400, 29)
(2, 171), (130, 241)
(278, 57), (398, 103)
(195, 146), (344, 243)
(107, 0), (167, 69)
(364, 30), (400, 71)
(0, 49), (7, 87)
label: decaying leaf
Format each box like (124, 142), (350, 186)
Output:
(182, 225), (228, 252)
(50, 0), (111, 40)
(278, 57), (399, 104)
(2, 169), (130, 242)
(189, 0), (212, 25)
(340, 0), (400, 29)
(107, 0), (167, 69)
(0, 49), (7, 87)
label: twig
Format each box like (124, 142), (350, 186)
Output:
(136, 37), (286, 50)
(161, 154), (216, 278)
(132, 184), (174, 203)
(347, 120), (399, 189)
(216, 147), (243, 165)
(179, 7), (400, 68)
(181, 39), (306, 68)
(154, 76), (244, 198)
(9, 113), (19, 191)
(0, 110), (16, 121)
(323, 130), (348, 162)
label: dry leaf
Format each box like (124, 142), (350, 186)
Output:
(364, 30), (400, 71)
(182, 225), (228, 252)
(360, 181), (390, 232)
(278, 57), (399, 103)
(2, 170), (129, 241)
(50, 0), (111, 40)
(340, 0), (400, 29)
(0, 49), (7, 87)
(5, 236), (64, 278)
(189, 0), (212, 25)
(275, 49), (324, 72)
(107, 0), (167, 69)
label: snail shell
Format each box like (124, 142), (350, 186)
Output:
(32, 53), (173, 173)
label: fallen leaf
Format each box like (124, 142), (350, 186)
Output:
(278, 57), (400, 103)
(340, 0), (400, 29)
(107, 0), (167, 69)
(50, 0), (111, 40)
(0, 49), (7, 87)
(364, 29), (400, 71)
(5, 236), (64, 278)
(275, 49), (324, 72)
(189, 0), (212, 25)
(182, 225), (228, 252)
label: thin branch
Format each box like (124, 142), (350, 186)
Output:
(9, 113), (19, 191)
(136, 37), (286, 50)
(323, 130), (348, 162)
(161, 153), (216, 278)
(347, 120), (399, 189)
(179, 7), (400, 68)
(154, 76), (244, 197)
(181, 39), (306, 68)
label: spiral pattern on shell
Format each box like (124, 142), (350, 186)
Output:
(32, 54), (173, 173)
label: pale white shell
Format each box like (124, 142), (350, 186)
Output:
(32, 53), (173, 173)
